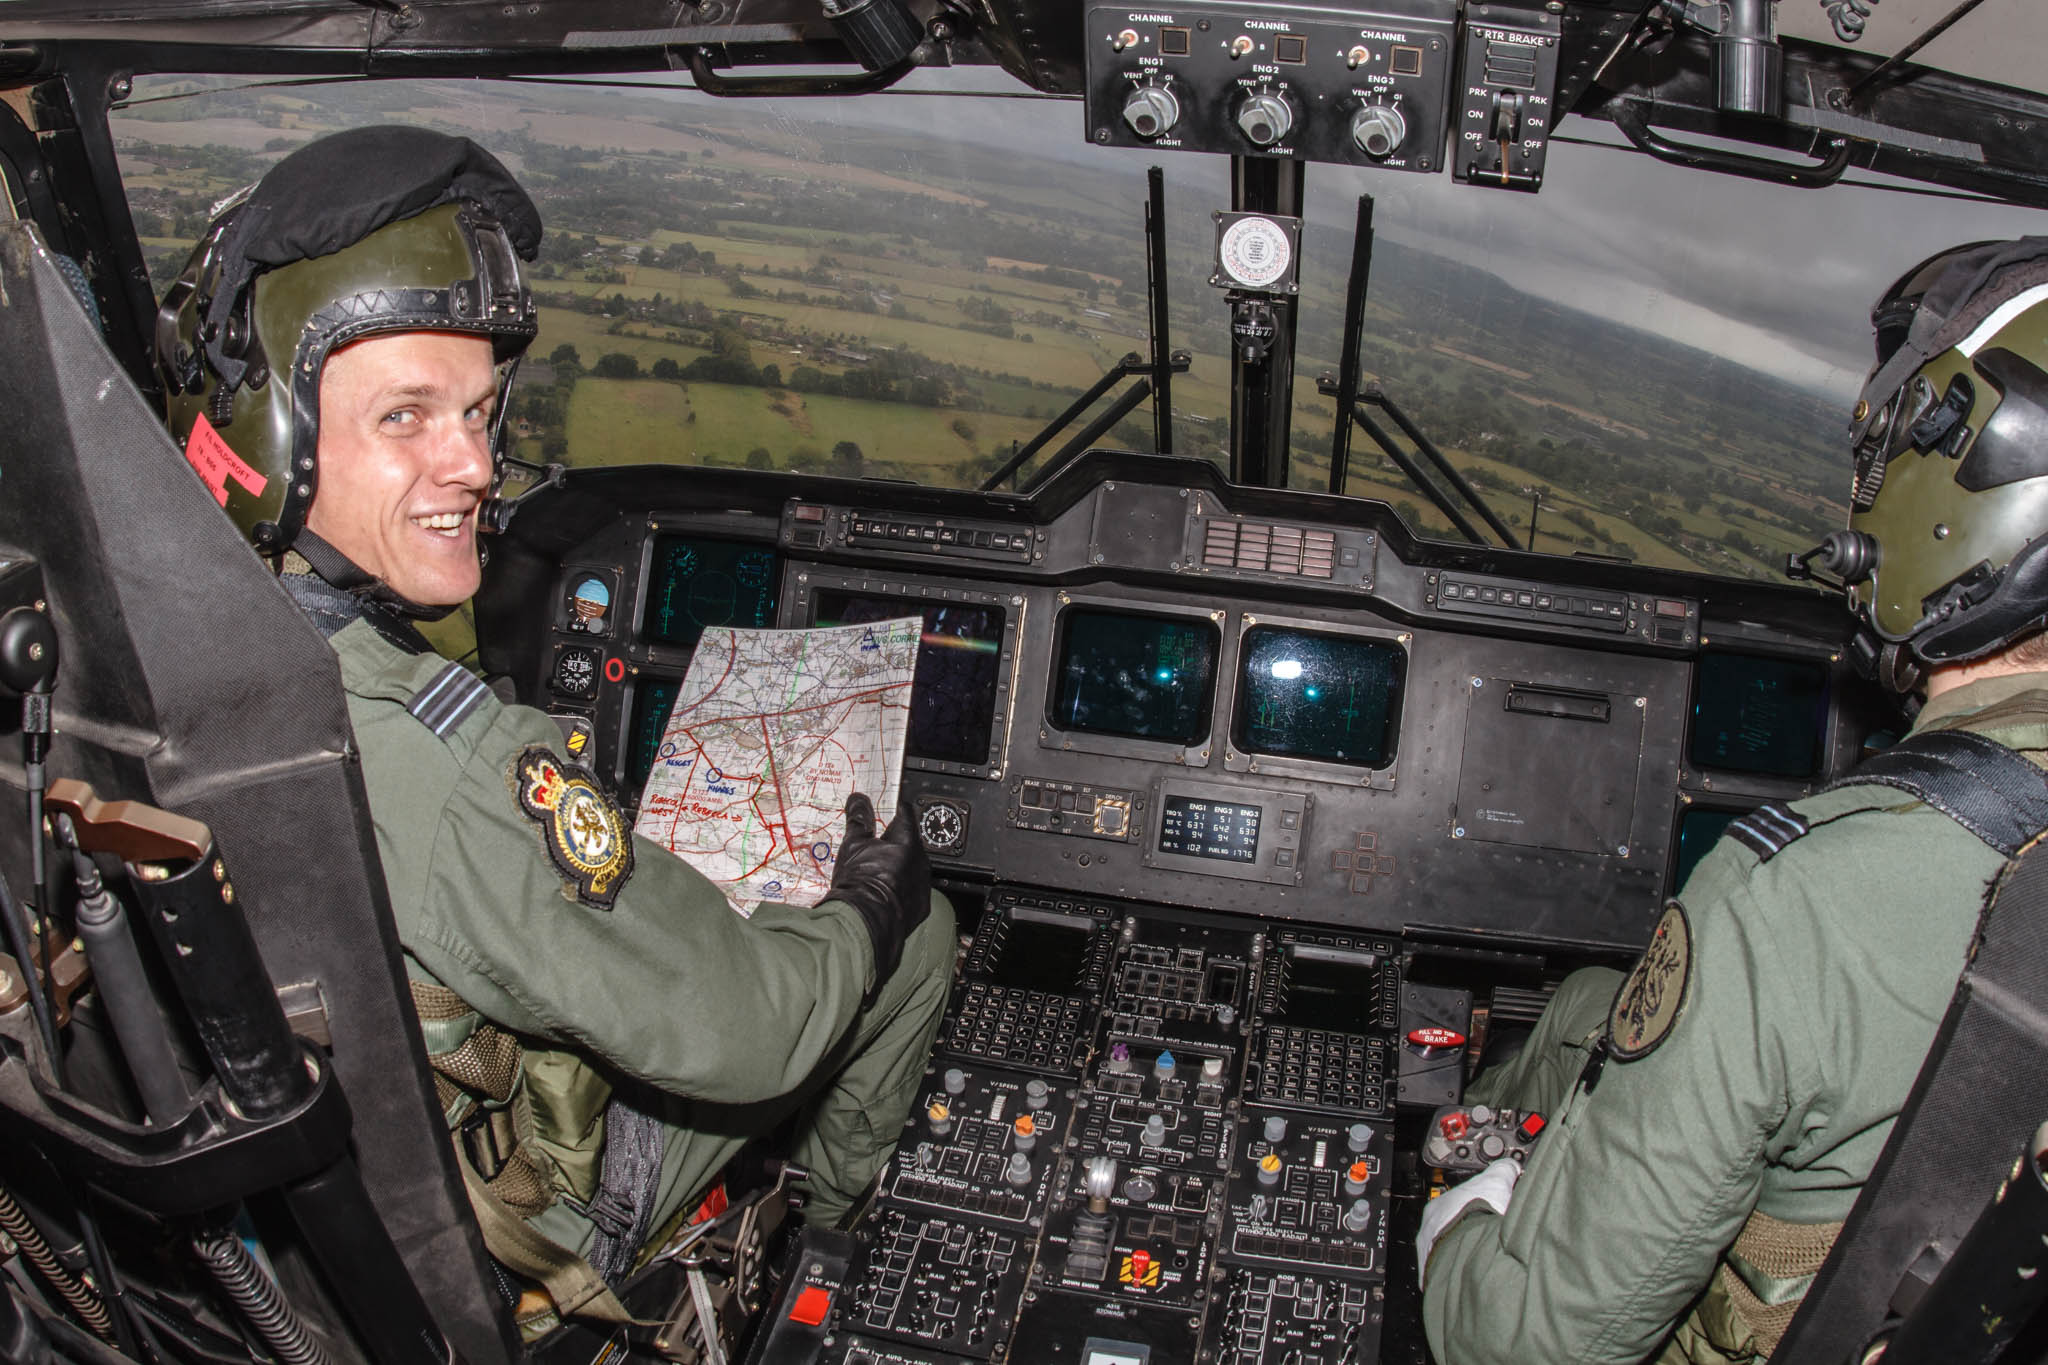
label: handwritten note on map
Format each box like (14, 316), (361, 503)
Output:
(633, 618), (920, 914)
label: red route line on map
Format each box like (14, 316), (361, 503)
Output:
(653, 729), (780, 881)
(652, 652), (912, 894)
(761, 716), (798, 864)
(673, 681), (911, 732)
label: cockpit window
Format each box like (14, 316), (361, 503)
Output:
(113, 72), (2043, 581)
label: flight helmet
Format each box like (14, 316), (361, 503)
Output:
(153, 126), (541, 554)
(1796, 237), (2048, 690)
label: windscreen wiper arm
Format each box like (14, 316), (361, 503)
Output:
(1321, 378), (1520, 549)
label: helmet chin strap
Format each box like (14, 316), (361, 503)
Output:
(289, 528), (460, 623)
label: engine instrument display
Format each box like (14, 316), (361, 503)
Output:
(814, 590), (1007, 766)
(1158, 796), (1261, 864)
(1052, 608), (1218, 745)
(1688, 651), (1830, 779)
(1234, 627), (1404, 767)
(640, 535), (780, 647)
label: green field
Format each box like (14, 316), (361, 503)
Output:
(567, 377), (1052, 473)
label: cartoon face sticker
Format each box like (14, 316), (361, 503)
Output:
(570, 576), (611, 630)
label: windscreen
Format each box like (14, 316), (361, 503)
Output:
(115, 69), (2046, 631)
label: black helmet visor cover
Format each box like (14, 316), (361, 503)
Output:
(202, 126), (541, 391)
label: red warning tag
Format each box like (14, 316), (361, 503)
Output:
(184, 411), (269, 508)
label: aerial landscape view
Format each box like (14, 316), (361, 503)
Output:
(113, 72), (1881, 581)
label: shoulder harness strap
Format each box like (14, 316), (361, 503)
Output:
(408, 660), (492, 739)
(1828, 729), (2048, 858)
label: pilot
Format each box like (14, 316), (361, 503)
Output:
(1419, 236), (2048, 1365)
(151, 127), (953, 1331)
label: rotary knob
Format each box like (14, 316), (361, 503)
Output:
(1122, 84), (1181, 139)
(1236, 91), (1293, 147)
(1351, 102), (1408, 159)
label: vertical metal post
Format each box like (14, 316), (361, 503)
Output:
(1228, 156), (1304, 489)
(1327, 193), (1376, 495)
(1529, 490), (1542, 549)
(1145, 166), (1175, 456)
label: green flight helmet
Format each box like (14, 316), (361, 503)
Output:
(1796, 237), (2048, 690)
(153, 127), (541, 554)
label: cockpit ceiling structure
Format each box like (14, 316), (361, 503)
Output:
(2, 0), (2047, 206)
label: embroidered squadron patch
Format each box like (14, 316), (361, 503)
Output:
(1607, 901), (1691, 1061)
(511, 746), (633, 907)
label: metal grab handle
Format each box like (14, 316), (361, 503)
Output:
(680, 45), (915, 98)
(1609, 101), (1852, 188)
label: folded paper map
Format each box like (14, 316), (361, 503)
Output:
(634, 618), (920, 914)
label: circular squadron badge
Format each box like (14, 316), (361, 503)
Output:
(513, 746), (634, 907)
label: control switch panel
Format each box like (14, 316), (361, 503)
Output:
(1452, 2), (1560, 190)
(1083, 0), (1457, 171)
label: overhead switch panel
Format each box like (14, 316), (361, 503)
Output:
(1083, 0), (1458, 171)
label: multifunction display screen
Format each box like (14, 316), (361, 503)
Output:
(1051, 609), (1217, 745)
(1235, 626), (1404, 767)
(1157, 795), (1261, 863)
(1689, 651), (1830, 779)
(624, 676), (682, 796)
(641, 536), (780, 647)
(1274, 943), (1381, 1033)
(988, 913), (1095, 993)
(815, 591), (1006, 766)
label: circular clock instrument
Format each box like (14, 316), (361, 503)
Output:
(916, 799), (969, 855)
(553, 646), (601, 698)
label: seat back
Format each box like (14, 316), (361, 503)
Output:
(0, 221), (516, 1365)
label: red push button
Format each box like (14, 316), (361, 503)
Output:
(1407, 1027), (1467, 1049)
(789, 1286), (832, 1326)
(1439, 1111), (1470, 1141)
(1516, 1112), (1547, 1143)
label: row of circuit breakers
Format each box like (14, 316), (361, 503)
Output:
(1083, 0), (1560, 188)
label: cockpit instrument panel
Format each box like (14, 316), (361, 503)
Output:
(515, 457), (1865, 949)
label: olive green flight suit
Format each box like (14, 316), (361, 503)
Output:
(1423, 672), (2048, 1365)
(326, 613), (954, 1262)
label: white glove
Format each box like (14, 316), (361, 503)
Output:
(1417, 1157), (1523, 1289)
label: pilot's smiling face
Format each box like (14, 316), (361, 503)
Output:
(308, 330), (498, 607)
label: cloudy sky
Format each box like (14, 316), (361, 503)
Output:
(760, 69), (2046, 400)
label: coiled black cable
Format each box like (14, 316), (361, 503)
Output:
(1823, 0), (1878, 41)
(0, 1187), (114, 1343)
(190, 1232), (331, 1365)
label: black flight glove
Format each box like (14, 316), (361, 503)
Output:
(829, 792), (932, 995)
